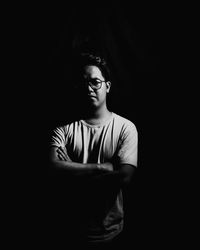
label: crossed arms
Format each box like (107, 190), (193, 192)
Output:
(49, 146), (136, 188)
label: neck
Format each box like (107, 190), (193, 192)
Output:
(84, 103), (111, 123)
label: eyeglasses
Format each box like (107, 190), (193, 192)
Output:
(78, 78), (106, 90)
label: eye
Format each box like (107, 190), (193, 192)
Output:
(90, 79), (102, 85)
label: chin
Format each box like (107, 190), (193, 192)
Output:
(87, 98), (98, 105)
(87, 101), (99, 109)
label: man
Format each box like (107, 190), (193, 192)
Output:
(48, 52), (138, 247)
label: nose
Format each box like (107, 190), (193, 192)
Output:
(87, 84), (94, 92)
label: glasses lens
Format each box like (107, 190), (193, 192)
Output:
(89, 79), (102, 89)
(76, 79), (103, 90)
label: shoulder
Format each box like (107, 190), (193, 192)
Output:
(112, 113), (137, 133)
(53, 120), (81, 134)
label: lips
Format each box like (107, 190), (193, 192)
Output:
(88, 95), (97, 99)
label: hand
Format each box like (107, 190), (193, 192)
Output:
(56, 147), (71, 161)
(99, 162), (113, 172)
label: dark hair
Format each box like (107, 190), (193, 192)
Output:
(76, 52), (111, 81)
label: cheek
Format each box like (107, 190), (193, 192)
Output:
(98, 88), (107, 100)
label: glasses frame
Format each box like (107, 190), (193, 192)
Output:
(81, 78), (107, 90)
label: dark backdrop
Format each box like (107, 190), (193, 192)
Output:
(18, 3), (177, 247)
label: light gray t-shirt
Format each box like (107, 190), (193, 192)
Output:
(50, 112), (138, 242)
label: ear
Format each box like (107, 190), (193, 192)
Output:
(106, 81), (111, 93)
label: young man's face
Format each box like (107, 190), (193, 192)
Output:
(80, 65), (111, 109)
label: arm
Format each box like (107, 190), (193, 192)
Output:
(50, 146), (136, 187)
(49, 146), (113, 178)
(86, 164), (137, 217)
(89, 163), (136, 189)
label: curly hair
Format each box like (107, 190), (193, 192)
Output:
(76, 52), (111, 81)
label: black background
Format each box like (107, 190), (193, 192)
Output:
(41, 4), (168, 245)
(9, 2), (183, 247)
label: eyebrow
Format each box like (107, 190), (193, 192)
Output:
(84, 77), (103, 81)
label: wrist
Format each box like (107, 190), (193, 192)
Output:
(99, 162), (113, 172)
(97, 164), (101, 170)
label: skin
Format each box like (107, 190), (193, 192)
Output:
(81, 65), (112, 124)
(49, 64), (136, 188)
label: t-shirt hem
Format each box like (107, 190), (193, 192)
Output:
(86, 222), (123, 243)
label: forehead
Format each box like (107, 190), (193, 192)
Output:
(83, 65), (104, 79)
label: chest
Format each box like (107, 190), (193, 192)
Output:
(66, 125), (120, 161)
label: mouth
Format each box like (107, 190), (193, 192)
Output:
(87, 95), (97, 99)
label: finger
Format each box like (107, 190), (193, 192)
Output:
(57, 148), (67, 161)
(59, 146), (67, 153)
(58, 147), (67, 156)
(57, 154), (65, 161)
(57, 150), (67, 161)
(57, 147), (66, 154)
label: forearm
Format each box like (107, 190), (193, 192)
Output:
(49, 146), (112, 177)
(49, 159), (112, 178)
(89, 165), (136, 189)
(49, 147), (135, 186)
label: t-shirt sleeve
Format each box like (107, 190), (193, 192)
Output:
(50, 127), (66, 148)
(117, 122), (138, 167)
